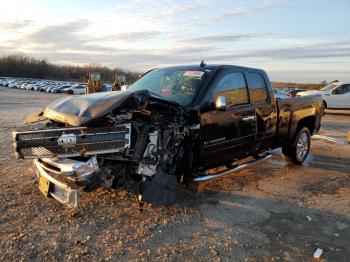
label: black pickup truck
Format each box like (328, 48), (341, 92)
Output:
(13, 64), (323, 208)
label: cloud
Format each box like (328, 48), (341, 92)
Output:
(179, 34), (262, 44)
(206, 42), (350, 61)
(2, 29), (350, 72)
(0, 20), (34, 31)
(4, 19), (165, 56)
(25, 20), (88, 44)
(210, 0), (287, 21)
(104, 31), (164, 42)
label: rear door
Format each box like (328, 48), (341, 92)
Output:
(246, 71), (277, 141)
(200, 70), (256, 165)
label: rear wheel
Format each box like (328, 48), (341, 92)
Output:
(282, 127), (310, 164)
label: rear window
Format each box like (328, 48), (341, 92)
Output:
(247, 73), (268, 104)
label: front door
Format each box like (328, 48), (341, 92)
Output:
(200, 70), (256, 167)
(326, 84), (350, 109)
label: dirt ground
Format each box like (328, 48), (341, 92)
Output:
(0, 87), (349, 262)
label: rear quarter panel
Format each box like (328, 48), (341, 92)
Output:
(276, 94), (322, 145)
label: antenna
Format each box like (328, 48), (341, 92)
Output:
(200, 60), (206, 67)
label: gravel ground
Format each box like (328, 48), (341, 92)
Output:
(0, 87), (350, 261)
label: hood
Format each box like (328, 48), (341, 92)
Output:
(297, 90), (327, 97)
(44, 90), (179, 126)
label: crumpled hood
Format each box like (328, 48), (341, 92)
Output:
(44, 90), (169, 126)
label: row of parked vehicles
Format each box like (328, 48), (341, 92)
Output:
(1, 77), (349, 110)
(0, 77), (113, 94)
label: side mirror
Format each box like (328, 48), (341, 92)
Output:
(215, 96), (227, 110)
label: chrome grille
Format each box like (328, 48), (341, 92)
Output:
(13, 124), (131, 159)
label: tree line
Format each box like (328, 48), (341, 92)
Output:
(271, 80), (335, 90)
(0, 55), (141, 83)
(0, 55), (335, 88)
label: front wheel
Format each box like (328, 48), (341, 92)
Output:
(282, 127), (311, 164)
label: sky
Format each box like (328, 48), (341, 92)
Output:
(0, 0), (349, 82)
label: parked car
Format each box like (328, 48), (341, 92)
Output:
(46, 84), (60, 93)
(297, 82), (350, 109)
(51, 85), (72, 93)
(273, 89), (289, 99)
(287, 89), (307, 97)
(13, 64), (323, 208)
(65, 85), (85, 94)
(24, 83), (36, 90)
(103, 84), (112, 92)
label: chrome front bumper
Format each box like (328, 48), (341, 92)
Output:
(33, 157), (98, 208)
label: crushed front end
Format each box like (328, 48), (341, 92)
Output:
(12, 90), (194, 208)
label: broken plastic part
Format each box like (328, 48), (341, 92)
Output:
(313, 248), (323, 259)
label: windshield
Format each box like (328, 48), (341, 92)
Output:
(128, 69), (207, 106)
(320, 83), (338, 91)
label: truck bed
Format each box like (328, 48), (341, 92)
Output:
(275, 94), (323, 145)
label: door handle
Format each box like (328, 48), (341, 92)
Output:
(242, 116), (255, 121)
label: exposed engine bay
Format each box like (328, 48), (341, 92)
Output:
(13, 90), (196, 207)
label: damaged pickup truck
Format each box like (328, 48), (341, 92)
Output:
(13, 64), (323, 208)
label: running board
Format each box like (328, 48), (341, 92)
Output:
(191, 154), (271, 182)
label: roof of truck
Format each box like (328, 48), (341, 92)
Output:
(160, 64), (264, 72)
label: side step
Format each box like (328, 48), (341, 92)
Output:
(191, 154), (271, 182)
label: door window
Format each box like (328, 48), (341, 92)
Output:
(332, 84), (350, 95)
(213, 72), (249, 108)
(247, 73), (268, 104)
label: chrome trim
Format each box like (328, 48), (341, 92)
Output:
(242, 116), (255, 121)
(39, 157), (98, 181)
(33, 159), (79, 208)
(22, 149), (126, 159)
(192, 154), (271, 182)
(15, 127), (87, 135)
(124, 123), (131, 148)
(57, 133), (77, 147)
(215, 96), (227, 110)
(13, 123), (131, 159)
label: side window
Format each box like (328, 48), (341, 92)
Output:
(345, 85), (350, 94)
(333, 84), (350, 95)
(213, 72), (249, 107)
(247, 73), (268, 104)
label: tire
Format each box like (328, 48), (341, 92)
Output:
(322, 101), (327, 115)
(282, 127), (311, 164)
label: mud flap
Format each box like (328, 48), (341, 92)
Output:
(139, 169), (178, 206)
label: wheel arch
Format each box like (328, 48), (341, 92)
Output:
(323, 100), (327, 109)
(296, 115), (316, 135)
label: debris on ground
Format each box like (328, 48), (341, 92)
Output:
(313, 248), (323, 259)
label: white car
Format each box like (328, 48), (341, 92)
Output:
(65, 85), (85, 94)
(297, 82), (350, 109)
